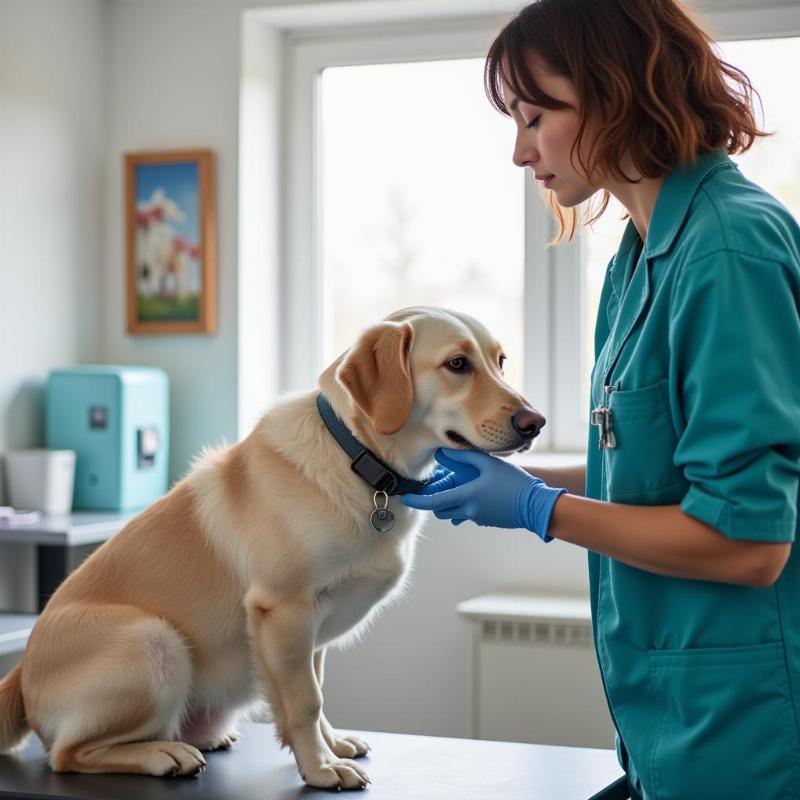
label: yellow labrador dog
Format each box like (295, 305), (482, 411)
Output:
(0, 306), (543, 790)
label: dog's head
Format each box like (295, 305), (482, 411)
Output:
(320, 306), (544, 473)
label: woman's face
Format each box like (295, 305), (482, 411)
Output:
(503, 60), (599, 208)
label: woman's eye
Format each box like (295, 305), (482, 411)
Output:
(526, 115), (541, 129)
(445, 357), (471, 374)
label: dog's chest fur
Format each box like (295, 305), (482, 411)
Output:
(313, 524), (420, 647)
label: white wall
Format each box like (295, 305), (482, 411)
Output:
(103, 0), (247, 481)
(0, 0), (106, 610)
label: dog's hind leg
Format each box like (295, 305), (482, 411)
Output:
(53, 739), (207, 777)
(245, 592), (370, 791)
(179, 707), (241, 751)
(39, 613), (206, 777)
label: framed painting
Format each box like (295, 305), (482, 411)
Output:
(125, 149), (217, 334)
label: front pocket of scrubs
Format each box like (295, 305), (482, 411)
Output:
(604, 380), (686, 503)
(648, 642), (800, 800)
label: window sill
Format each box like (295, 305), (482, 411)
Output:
(509, 450), (586, 468)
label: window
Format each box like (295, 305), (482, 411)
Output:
(320, 59), (524, 390)
(283, 22), (557, 444)
(719, 36), (800, 222)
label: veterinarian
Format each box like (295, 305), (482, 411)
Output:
(401, 1), (800, 798)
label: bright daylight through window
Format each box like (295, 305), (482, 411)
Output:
(320, 59), (525, 391)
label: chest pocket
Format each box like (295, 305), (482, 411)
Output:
(603, 379), (688, 504)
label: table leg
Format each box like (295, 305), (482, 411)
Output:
(37, 545), (69, 612)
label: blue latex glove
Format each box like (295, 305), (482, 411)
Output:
(402, 448), (566, 541)
(416, 460), (479, 525)
(420, 464), (458, 494)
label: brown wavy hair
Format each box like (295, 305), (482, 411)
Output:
(485, 0), (768, 242)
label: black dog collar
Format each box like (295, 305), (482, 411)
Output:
(316, 393), (428, 496)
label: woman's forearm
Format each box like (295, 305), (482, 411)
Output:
(523, 463), (586, 496)
(548, 494), (790, 587)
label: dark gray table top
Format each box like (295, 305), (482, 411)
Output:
(0, 722), (623, 800)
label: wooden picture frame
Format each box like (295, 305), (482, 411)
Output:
(125, 149), (217, 334)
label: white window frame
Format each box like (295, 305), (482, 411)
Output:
(240, 0), (800, 448)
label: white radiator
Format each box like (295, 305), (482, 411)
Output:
(457, 593), (615, 749)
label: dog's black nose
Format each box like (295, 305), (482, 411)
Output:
(511, 408), (546, 440)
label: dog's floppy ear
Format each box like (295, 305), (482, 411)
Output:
(335, 321), (414, 436)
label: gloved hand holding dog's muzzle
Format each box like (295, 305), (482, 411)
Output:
(401, 448), (566, 541)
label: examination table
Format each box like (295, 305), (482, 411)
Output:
(0, 722), (624, 799)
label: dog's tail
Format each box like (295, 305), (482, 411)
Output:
(0, 664), (29, 752)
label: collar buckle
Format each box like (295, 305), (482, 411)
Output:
(351, 450), (399, 494)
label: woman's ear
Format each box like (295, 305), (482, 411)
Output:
(335, 321), (414, 435)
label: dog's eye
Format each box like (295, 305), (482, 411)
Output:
(499, 355), (506, 371)
(445, 356), (471, 374)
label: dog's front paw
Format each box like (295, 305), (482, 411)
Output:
(301, 758), (370, 791)
(329, 734), (370, 759)
(321, 716), (370, 759)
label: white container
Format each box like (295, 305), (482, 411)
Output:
(4, 449), (76, 515)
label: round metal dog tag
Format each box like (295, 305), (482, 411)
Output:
(370, 491), (395, 533)
(370, 507), (395, 533)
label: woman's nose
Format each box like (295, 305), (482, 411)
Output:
(512, 133), (539, 169)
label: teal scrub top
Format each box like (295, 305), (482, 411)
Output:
(586, 150), (800, 800)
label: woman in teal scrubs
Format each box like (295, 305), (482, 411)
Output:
(401, 1), (800, 798)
